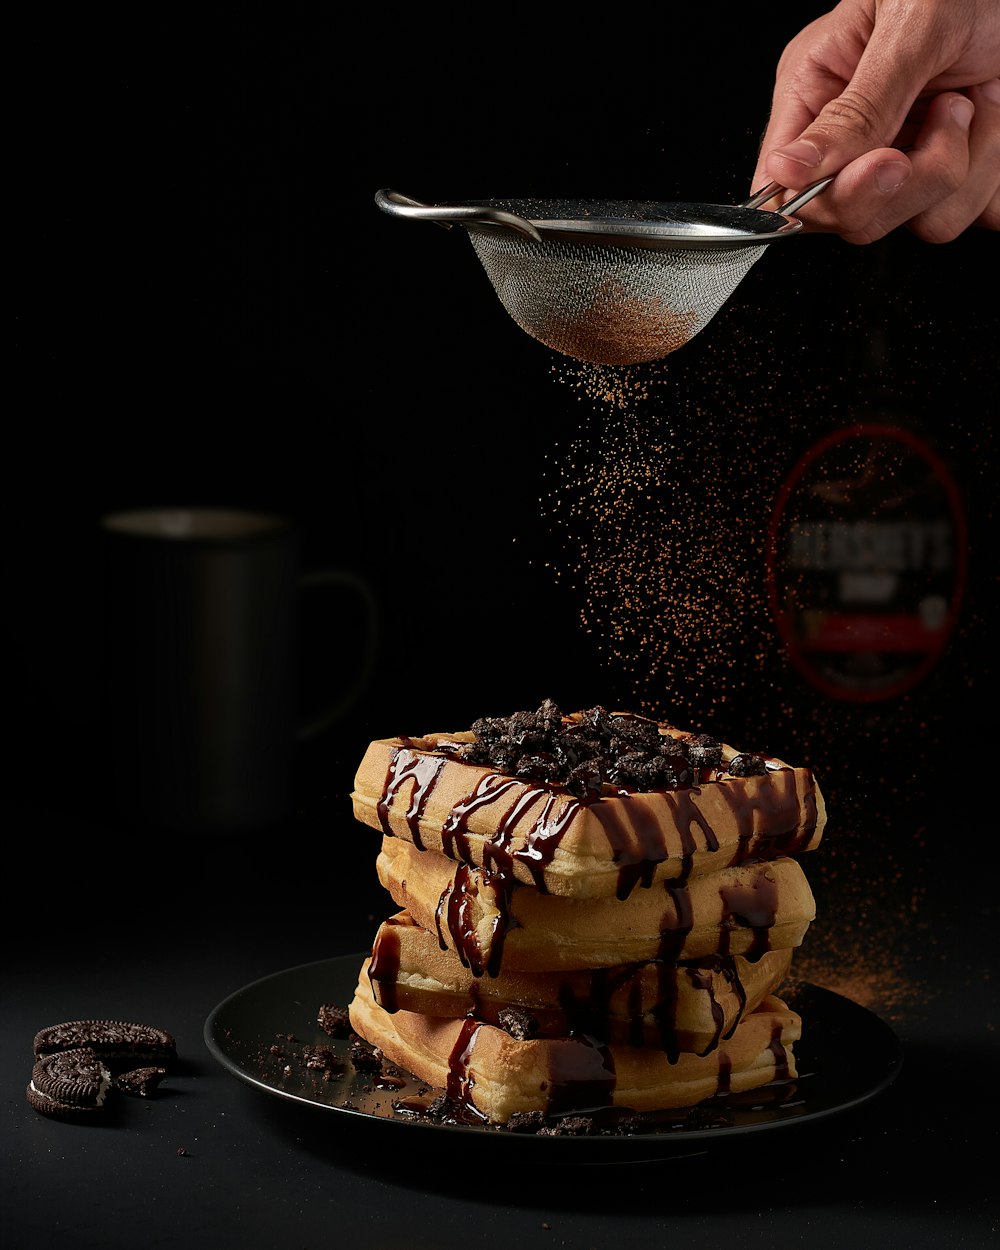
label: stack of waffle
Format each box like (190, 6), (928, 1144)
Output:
(347, 700), (825, 1125)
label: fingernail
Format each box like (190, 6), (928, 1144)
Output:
(772, 139), (824, 169)
(875, 160), (910, 193)
(949, 94), (974, 129)
(982, 79), (1000, 105)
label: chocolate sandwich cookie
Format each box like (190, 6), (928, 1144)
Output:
(33, 1020), (177, 1070)
(27, 1047), (112, 1120)
(116, 1066), (168, 1097)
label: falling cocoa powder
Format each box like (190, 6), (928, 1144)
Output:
(550, 361), (653, 410)
(790, 909), (932, 1024)
(531, 329), (976, 1035)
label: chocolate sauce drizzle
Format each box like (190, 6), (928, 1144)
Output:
(446, 1018), (482, 1111)
(558, 957), (748, 1060)
(376, 748), (448, 851)
(434, 861), (511, 978)
(367, 919), (402, 1013)
(375, 743), (815, 983)
(544, 1037), (616, 1115)
(378, 744), (819, 901)
(767, 1022), (793, 1083)
(369, 917), (751, 1062)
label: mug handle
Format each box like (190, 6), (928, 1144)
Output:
(295, 569), (379, 740)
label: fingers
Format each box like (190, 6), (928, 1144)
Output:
(909, 77), (1000, 238)
(761, 83), (924, 201)
(769, 87), (999, 243)
(748, 0), (1000, 240)
(769, 145), (915, 243)
(759, 16), (932, 193)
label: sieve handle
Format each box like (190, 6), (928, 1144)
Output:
(375, 189), (542, 241)
(743, 176), (834, 215)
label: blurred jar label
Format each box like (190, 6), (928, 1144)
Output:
(767, 423), (967, 702)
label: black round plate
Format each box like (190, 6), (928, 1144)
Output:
(204, 954), (902, 1162)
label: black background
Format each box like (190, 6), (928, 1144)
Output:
(11, 8), (997, 812)
(8, 6), (999, 930)
(6, 9), (998, 1248)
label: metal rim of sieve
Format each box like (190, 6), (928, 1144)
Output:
(374, 180), (832, 252)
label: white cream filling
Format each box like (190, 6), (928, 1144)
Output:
(30, 1067), (111, 1106)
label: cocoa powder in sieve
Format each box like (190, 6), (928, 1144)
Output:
(540, 277), (699, 366)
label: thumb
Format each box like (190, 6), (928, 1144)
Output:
(769, 101), (917, 191)
(766, 28), (937, 184)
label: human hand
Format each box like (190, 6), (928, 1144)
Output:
(752, 0), (1000, 243)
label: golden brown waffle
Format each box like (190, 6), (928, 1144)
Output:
(349, 967), (802, 1124)
(376, 836), (816, 973)
(351, 723), (825, 899)
(366, 909), (793, 1056)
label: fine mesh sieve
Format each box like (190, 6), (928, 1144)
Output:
(375, 181), (831, 366)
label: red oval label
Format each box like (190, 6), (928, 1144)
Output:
(766, 423), (967, 703)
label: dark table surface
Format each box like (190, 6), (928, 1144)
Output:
(4, 730), (997, 1250)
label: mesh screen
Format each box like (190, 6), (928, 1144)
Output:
(467, 230), (768, 365)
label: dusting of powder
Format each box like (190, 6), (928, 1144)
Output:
(531, 312), (994, 1025)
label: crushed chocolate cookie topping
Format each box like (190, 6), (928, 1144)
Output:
(451, 698), (725, 798)
(615, 1112), (656, 1136)
(425, 1093), (463, 1121)
(302, 1045), (342, 1076)
(727, 752), (769, 778)
(538, 1114), (596, 1136)
(115, 1066), (166, 1098)
(497, 1007), (540, 1041)
(506, 1110), (547, 1133)
(685, 733), (723, 770)
(317, 1004), (352, 1038)
(348, 1036), (383, 1074)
